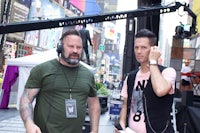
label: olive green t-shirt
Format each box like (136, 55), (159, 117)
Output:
(25, 59), (96, 133)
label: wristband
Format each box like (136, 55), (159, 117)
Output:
(149, 59), (157, 65)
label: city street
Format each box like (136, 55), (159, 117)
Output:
(0, 108), (25, 133)
(0, 87), (118, 133)
(0, 106), (116, 133)
(1, 0), (199, 133)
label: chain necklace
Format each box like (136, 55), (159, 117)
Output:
(143, 94), (169, 133)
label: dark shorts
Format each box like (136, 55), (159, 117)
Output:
(181, 79), (190, 86)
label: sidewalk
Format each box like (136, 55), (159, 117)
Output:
(0, 108), (25, 133)
(0, 89), (118, 133)
(0, 107), (116, 133)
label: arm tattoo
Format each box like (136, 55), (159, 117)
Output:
(20, 90), (36, 124)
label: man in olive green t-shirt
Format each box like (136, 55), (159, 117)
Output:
(20, 29), (101, 133)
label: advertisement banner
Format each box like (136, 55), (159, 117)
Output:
(69, 0), (100, 15)
(7, 1), (29, 41)
(192, 0), (200, 33)
(25, 0), (65, 49)
(104, 22), (116, 40)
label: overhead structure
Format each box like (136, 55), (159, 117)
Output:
(0, 2), (197, 35)
(0, 2), (197, 77)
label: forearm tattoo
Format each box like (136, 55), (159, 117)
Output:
(20, 90), (35, 124)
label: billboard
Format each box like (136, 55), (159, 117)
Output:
(192, 0), (200, 33)
(25, 0), (65, 49)
(69, 0), (101, 15)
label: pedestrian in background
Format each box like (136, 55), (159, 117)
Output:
(20, 29), (100, 133)
(180, 59), (192, 91)
(115, 29), (176, 133)
(79, 24), (93, 65)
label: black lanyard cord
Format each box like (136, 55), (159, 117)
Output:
(61, 65), (79, 99)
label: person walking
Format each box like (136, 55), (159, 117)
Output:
(115, 29), (176, 133)
(20, 29), (101, 133)
(79, 24), (93, 65)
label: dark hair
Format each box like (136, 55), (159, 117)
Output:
(60, 29), (81, 43)
(135, 29), (157, 46)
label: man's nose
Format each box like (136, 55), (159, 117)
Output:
(136, 48), (142, 53)
(73, 47), (78, 53)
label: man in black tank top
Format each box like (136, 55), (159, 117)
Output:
(115, 29), (176, 133)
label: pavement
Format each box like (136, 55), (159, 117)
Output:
(0, 105), (117, 133)
(0, 107), (25, 133)
(0, 94), (118, 133)
(0, 89), (119, 133)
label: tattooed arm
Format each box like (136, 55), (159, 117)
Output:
(20, 88), (41, 133)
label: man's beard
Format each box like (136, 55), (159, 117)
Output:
(61, 52), (80, 65)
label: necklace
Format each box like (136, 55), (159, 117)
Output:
(143, 94), (169, 133)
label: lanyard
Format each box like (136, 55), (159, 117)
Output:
(61, 65), (79, 99)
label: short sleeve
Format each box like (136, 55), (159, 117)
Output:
(120, 76), (128, 98)
(162, 67), (176, 94)
(88, 76), (97, 97)
(25, 65), (42, 89)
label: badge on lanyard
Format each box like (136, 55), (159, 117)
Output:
(65, 99), (77, 118)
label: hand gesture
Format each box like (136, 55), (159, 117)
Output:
(149, 46), (161, 61)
